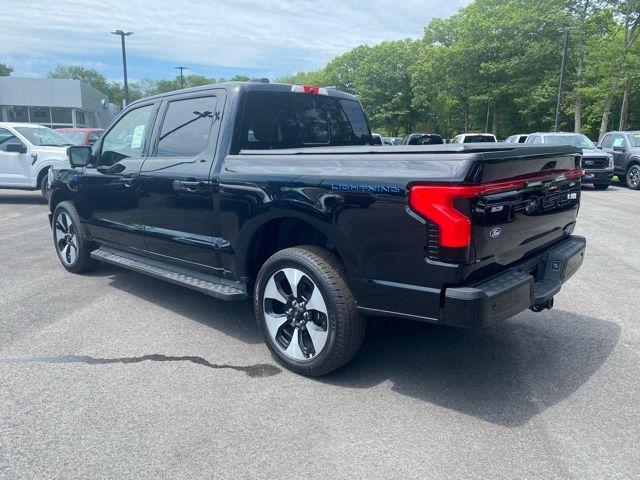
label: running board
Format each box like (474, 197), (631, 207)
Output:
(91, 247), (246, 301)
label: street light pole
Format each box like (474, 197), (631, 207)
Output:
(554, 27), (572, 132)
(485, 98), (491, 132)
(175, 66), (189, 88)
(111, 30), (134, 106)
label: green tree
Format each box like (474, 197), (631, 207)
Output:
(49, 65), (111, 93)
(0, 63), (13, 76)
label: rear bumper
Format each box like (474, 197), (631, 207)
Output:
(582, 168), (613, 183)
(442, 235), (585, 328)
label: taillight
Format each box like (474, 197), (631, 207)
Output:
(409, 185), (479, 248)
(409, 168), (583, 263)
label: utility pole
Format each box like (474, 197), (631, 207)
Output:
(175, 66), (189, 88)
(111, 30), (134, 106)
(485, 98), (492, 132)
(554, 27), (573, 132)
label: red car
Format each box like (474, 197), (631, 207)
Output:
(55, 128), (104, 146)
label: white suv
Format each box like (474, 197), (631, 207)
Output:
(0, 122), (71, 198)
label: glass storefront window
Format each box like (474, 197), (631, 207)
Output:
(7, 105), (29, 122)
(29, 106), (51, 124)
(75, 109), (87, 126)
(52, 107), (72, 124)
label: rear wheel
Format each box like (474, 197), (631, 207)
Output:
(53, 201), (97, 274)
(627, 165), (640, 190)
(593, 183), (610, 190)
(254, 246), (365, 377)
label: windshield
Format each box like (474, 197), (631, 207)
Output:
(627, 133), (640, 147)
(543, 134), (595, 149)
(15, 126), (71, 146)
(58, 132), (87, 144)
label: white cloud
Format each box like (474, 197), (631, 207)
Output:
(1, 0), (470, 76)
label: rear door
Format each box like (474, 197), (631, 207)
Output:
(78, 101), (158, 250)
(139, 90), (224, 270)
(0, 128), (30, 186)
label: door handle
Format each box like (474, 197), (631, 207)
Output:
(176, 180), (210, 191)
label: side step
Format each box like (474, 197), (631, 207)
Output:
(91, 247), (247, 301)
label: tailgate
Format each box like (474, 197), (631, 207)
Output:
(470, 151), (582, 269)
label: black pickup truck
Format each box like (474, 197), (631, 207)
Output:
(48, 81), (586, 376)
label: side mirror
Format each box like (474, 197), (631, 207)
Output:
(68, 145), (92, 168)
(6, 143), (27, 154)
(613, 145), (626, 152)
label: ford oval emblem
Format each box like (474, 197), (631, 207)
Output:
(489, 227), (502, 239)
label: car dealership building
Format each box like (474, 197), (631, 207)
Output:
(0, 77), (119, 130)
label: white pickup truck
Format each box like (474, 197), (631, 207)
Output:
(0, 122), (71, 198)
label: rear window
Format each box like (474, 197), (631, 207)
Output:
(463, 135), (496, 143)
(239, 92), (371, 150)
(408, 134), (443, 145)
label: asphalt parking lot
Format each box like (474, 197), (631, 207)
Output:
(0, 184), (639, 479)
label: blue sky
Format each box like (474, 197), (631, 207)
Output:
(2, 0), (469, 82)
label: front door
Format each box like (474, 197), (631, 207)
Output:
(0, 128), (30, 186)
(78, 101), (157, 251)
(139, 91), (224, 270)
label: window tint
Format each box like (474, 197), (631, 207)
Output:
(408, 134), (443, 145)
(157, 96), (217, 157)
(612, 134), (625, 148)
(0, 128), (24, 152)
(100, 104), (153, 166)
(600, 134), (613, 148)
(240, 92), (371, 150)
(628, 134), (640, 147)
(462, 135), (496, 143)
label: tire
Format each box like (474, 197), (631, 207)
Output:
(254, 246), (365, 377)
(52, 201), (98, 274)
(39, 172), (50, 200)
(626, 165), (640, 190)
(593, 183), (610, 190)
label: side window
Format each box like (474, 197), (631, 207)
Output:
(0, 128), (23, 152)
(600, 134), (613, 148)
(99, 104), (154, 166)
(530, 135), (542, 144)
(156, 96), (217, 157)
(611, 134), (625, 148)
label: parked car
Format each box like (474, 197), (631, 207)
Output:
(597, 131), (640, 190)
(0, 122), (70, 199)
(371, 133), (383, 145)
(505, 134), (528, 144)
(48, 81), (586, 376)
(526, 132), (613, 190)
(56, 128), (104, 146)
(382, 136), (402, 146)
(402, 133), (444, 145)
(451, 133), (497, 143)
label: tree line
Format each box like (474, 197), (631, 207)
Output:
(279, 0), (640, 140)
(2, 0), (638, 140)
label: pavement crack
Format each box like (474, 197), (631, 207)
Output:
(0, 354), (281, 378)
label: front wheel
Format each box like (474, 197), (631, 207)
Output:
(593, 183), (610, 190)
(40, 173), (50, 200)
(627, 165), (640, 190)
(52, 201), (98, 274)
(254, 246), (365, 377)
